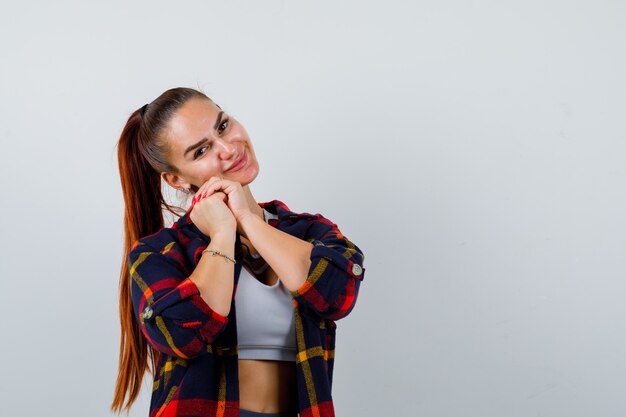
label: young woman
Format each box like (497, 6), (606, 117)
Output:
(110, 87), (365, 417)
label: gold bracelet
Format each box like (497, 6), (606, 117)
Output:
(202, 247), (236, 264)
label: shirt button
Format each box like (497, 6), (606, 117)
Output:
(351, 264), (362, 276)
(142, 306), (153, 320)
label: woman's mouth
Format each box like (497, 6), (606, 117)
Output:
(226, 151), (247, 173)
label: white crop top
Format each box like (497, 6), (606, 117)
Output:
(235, 208), (297, 361)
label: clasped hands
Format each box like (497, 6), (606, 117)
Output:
(188, 176), (259, 239)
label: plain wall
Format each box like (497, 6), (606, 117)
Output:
(0, 1), (624, 416)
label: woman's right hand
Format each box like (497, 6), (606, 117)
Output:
(189, 178), (237, 238)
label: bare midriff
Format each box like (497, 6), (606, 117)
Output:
(238, 359), (298, 413)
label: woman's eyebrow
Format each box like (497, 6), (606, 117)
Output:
(212, 111), (224, 130)
(184, 138), (208, 157)
(183, 111), (225, 157)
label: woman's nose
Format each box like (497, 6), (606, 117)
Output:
(214, 138), (236, 158)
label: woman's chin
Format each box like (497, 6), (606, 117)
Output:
(232, 162), (260, 186)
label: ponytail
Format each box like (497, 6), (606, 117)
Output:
(111, 109), (162, 414)
(111, 87), (209, 414)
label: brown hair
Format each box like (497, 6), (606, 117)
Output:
(111, 87), (213, 414)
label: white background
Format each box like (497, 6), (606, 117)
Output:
(0, 1), (625, 416)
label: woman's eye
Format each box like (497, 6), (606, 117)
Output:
(194, 117), (228, 159)
(194, 145), (209, 159)
(218, 118), (229, 133)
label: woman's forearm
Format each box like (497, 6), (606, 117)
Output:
(238, 213), (314, 293)
(188, 231), (237, 317)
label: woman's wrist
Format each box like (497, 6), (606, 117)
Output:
(238, 211), (265, 236)
(203, 231), (236, 260)
(211, 228), (237, 243)
(202, 247), (236, 264)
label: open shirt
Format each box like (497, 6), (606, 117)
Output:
(129, 199), (366, 417)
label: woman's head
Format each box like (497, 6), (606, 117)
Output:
(160, 95), (259, 193)
(112, 86), (259, 414)
(129, 87), (259, 195)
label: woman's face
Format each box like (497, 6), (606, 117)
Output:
(161, 98), (260, 191)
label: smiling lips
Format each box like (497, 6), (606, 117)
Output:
(226, 150), (247, 173)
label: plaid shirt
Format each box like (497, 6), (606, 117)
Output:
(129, 199), (366, 417)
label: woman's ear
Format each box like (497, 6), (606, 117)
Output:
(161, 171), (190, 191)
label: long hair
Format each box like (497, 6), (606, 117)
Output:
(111, 87), (213, 414)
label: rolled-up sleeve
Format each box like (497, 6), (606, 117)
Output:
(129, 241), (229, 359)
(289, 214), (366, 321)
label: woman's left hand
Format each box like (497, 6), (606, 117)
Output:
(191, 177), (252, 222)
